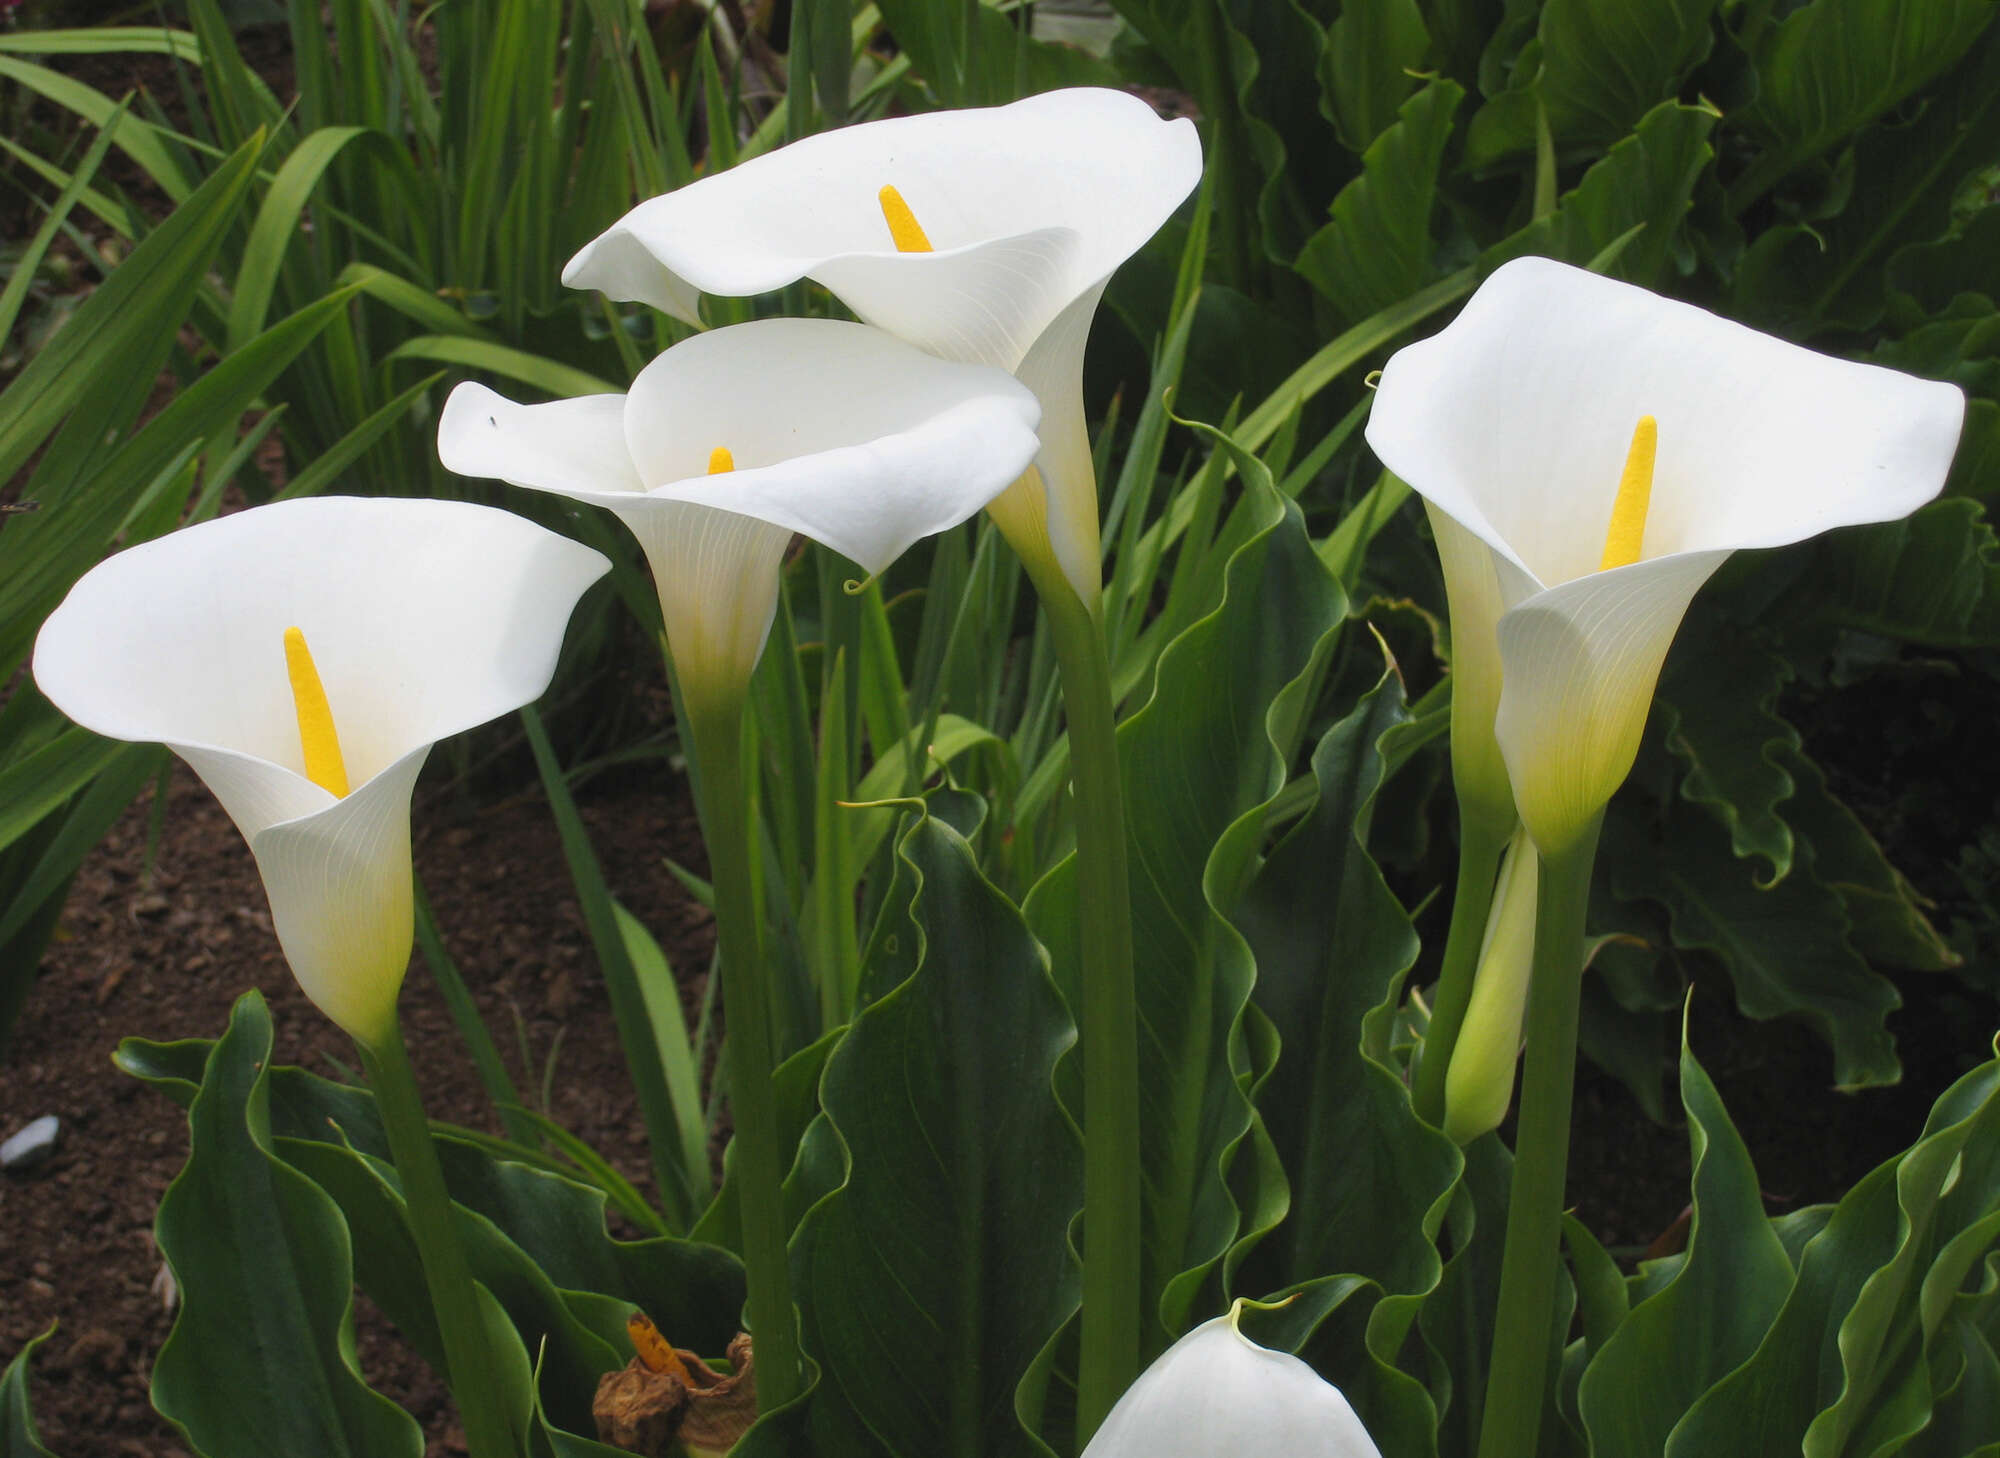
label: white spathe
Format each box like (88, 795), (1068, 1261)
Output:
(437, 317), (1041, 706)
(33, 497), (609, 1045)
(562, 87), (1202, 607)
(1368, 256), (1965, 854)
(1082, 1305), (1384, 1458)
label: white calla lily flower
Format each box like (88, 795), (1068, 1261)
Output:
(437, 317), (1041, 709)
(1369, 256), (1965, 854)
(1082, 1302), (1384, 1458)
(562, 87), (1202, 608)
(32, 497), (609, 1046)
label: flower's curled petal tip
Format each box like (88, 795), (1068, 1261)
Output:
(813, 226), (1085, 372)
(563, 86), (1202, 338)
(1082, 1314), (1384, 1458)
(1368, 255), (1967, 588)
(639, 396), (1042, 575)
(32, 496), (610, 794)
(620, 318), (1041, 530)
(249, 744), (430, 1045)
(561, 223), (707, 324)
(1494, 548), (1733, 854)
(438, 383), (648, 506)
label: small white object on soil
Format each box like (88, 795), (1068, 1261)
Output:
(1, 1114), (60, 1170)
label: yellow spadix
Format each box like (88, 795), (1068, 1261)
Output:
(708, 446), (735, 474)
(878, 185), (933, 253)
(1599, 416), (1657, 571)
(283, 626), (350, 798)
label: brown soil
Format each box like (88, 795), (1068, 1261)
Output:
(0, 753), (714, 1457)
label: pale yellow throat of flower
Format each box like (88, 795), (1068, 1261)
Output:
(283, 625), (350, 798)
(878, 184), (933, 253)
(1598, 415), (1658, 571)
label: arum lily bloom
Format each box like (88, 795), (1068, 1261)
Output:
(437, 317), (1042, 713)
(1081, 1302), (1383, 1458)
(440, 316), (1039, 1417)
(1367, 255), (1965, 856)
(1367, 256), (1965, 1458)
(32, 496), (609, 1048)
(562, 86), (1202, 609)
(34, 495), (607, 1458)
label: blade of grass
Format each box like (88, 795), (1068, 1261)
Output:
(520, 704), (703, 1231)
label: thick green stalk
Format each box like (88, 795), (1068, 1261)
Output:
(1412, 812), (1512, 1127)
(1473, 816), (1603, 1458)
(682, 698), (802, 1413)
(1036, 577), (1141, 1443)
(359, 1020), (520, 1458)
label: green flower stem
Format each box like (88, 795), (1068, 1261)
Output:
(682, 697), (802, 1414)
(1036, 575), (1142, 1443)
(1473, 814), (1603, 1458)
(1412, 812), (1512, 1127)
(358, 1020), (520, 1458)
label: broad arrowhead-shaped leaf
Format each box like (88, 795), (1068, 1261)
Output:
(792, 814), (1079, 1458)
(1298, 80), (1464, 326)
(1578, 1025), (1795, 1456)
(1666, 1057), (2000, 1455)
(1485, 100), (1716, 286)
(149, 991), (424, 1458)
(1231, 670), (1460, 1298)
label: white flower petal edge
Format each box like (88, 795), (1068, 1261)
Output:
(563, 88), (1199, 353)
(1082, 1306), (1384, 1458)
(1369, 256), (1965, 852)
(33, 497), (611, 1042)
(438, 319), (1042, 700)
(562, 88), (1202, 606)
(1368, 257), (1966, 589)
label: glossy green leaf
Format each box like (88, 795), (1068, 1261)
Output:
(119, 1031), (745, 1357)
(1794, 499), (2000, 649)
(1780, 745), (1958, 974)
(1232, 670), (1460, 1299)
(1, 1326), (62, 1458)
(1579, 1024), (1795, 1456)
(278, 1135), (621, 1440)
(850, 0), (1111, 107)
(1607, 801), (1903, 1089)
(1656, 621), (1800, 884)
(149, 991), (424, 1458)
(1321, 0), (1431, 152)
(1731, 0), (1997, 210)
(1297, 80), (1464, 326)
(1467, 0), (1720, 161)
(1027, 428), (1345, 1348)
(792, 813), (1079, 1458)
(1418, 1134), (1512, 1454)
(1486, 100), (1716, 286)
(1667, 1057), (2000, 1455)
(1733, 25), (2000, 331)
